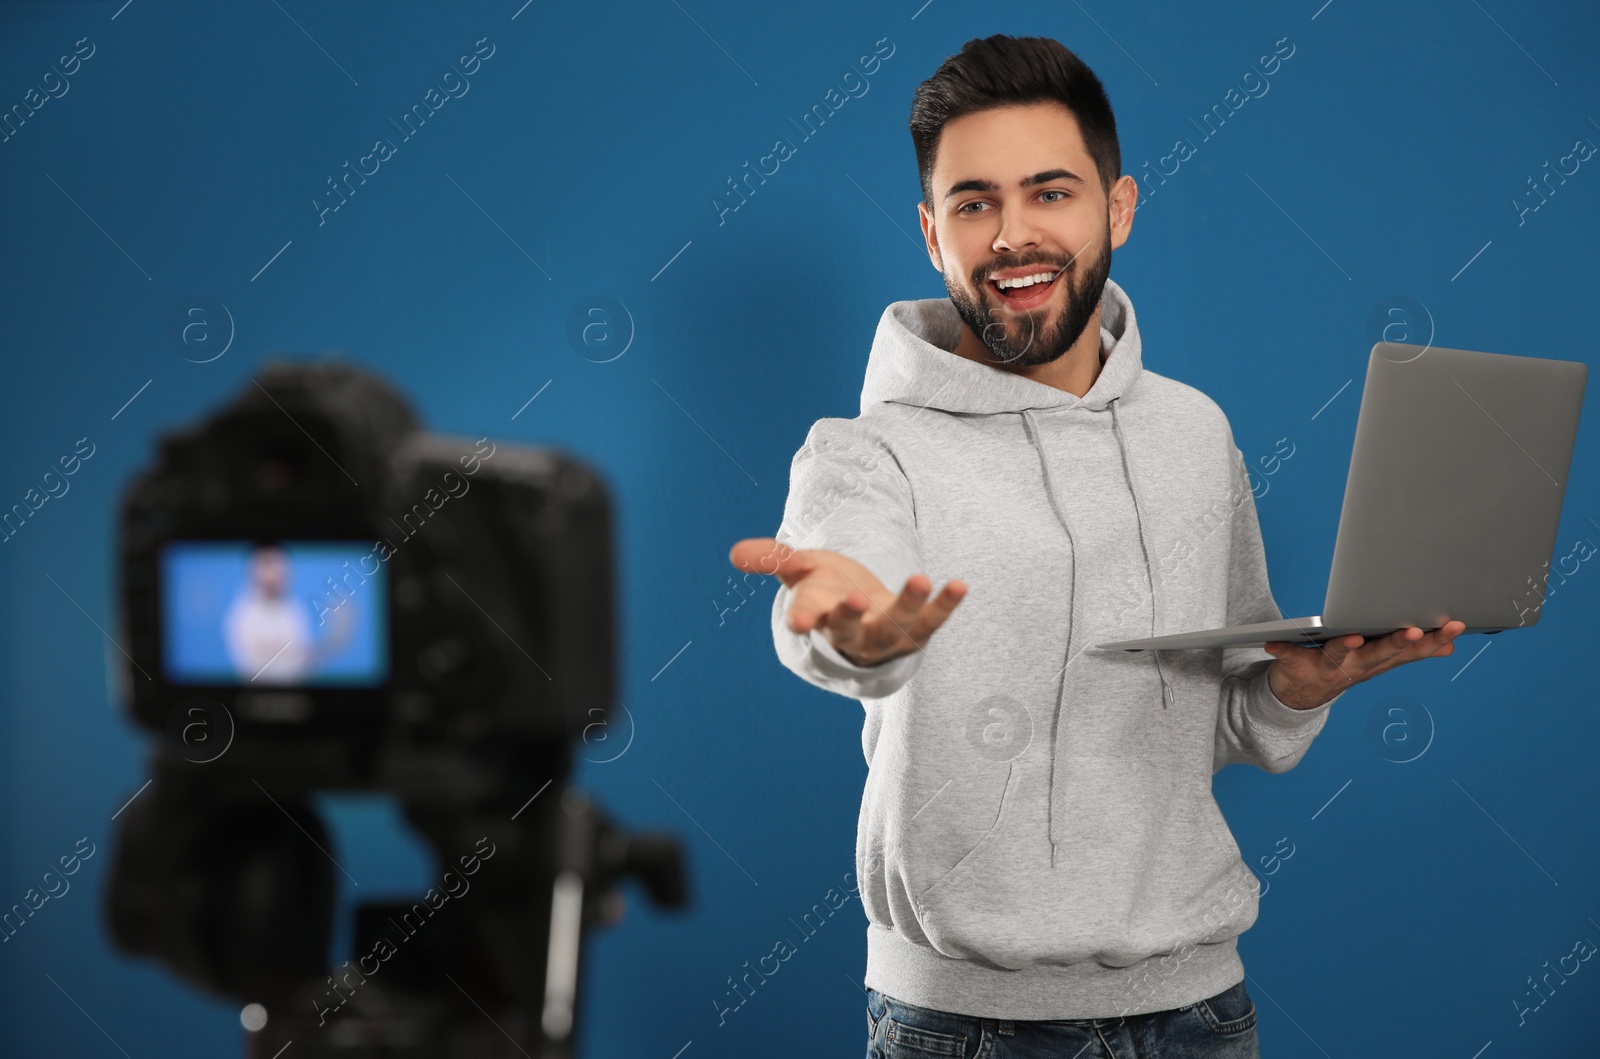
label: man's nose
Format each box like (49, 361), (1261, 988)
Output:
(992, 208), (1043, 253)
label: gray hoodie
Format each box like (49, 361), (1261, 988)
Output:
(768, 278), (1343, 1020)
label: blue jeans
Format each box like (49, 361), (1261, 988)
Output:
(865, 980), (1259, 1058)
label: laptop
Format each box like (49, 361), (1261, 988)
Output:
(1097, 340), (1588, 651)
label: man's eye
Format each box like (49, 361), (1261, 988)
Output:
(1040, 190), (1069, 203)
(957, 201), (988, 214)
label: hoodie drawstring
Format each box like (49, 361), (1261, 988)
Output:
(1021, 401), (1173, 863)
(1110, 400), (1174, 710)
(1020, 408), (1076, 865)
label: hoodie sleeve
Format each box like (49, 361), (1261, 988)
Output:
(769, 417), (927, 701)
(1213, 444), (1342, 774)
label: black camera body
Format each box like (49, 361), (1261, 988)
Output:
(115, 360), (614, 795)
(105, 363), (684, 1055)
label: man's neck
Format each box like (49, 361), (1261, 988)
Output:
(948, 306), (1106, 397)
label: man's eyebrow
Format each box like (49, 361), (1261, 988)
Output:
(943, 168), (1086, 202)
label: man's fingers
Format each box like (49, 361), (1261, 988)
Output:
(879, 573), (933, 638)
(1421, 621), (1467, 655)
(779, 563), (967, 662)
(1311, 633), (1368, 674)
(1366, 622), (1465, 670)
(870, 575), (966, 652)
(905, 579), (968, 644)
(1269, 622), (1466, 694)
(1370, 626), (1426, 666)
(729, 537), (811, 585)
(785, 584), (834, 635)
(1348, 622), (1463, 671)
(819, 590), (868, 644)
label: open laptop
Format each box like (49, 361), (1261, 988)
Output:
(1097, 340), (1588, 651)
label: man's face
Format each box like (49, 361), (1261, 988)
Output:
(918, 102), (1132, 368)
(250, 548), (289, 598)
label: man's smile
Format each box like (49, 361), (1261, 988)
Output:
(987, 267), (1064, 311)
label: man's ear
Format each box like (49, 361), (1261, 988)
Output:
(917, 201), (943, 274)
(1108, 174), (1138, 248)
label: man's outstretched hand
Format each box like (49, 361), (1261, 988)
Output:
(728, 537), (967, 668)
(1263, 620), (1467, 709)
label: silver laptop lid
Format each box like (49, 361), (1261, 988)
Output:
(1320, 341), (1587, 630)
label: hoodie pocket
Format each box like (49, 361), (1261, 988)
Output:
(908, 762), (1015, 901)
(910, 760), (1021, 911)
(861, 756), (1015, 939)
(909, 762), (1248, 969)
(906, 763), (1034, 964)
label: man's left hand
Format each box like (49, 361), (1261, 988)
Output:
(1263, 620), (1467, 710)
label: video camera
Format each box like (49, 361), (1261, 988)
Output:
(105, 361), (686, 1057)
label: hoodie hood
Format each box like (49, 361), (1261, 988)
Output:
(860, 276), (1144, 416)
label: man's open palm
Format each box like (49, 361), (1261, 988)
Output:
(728, 537), (966, 668)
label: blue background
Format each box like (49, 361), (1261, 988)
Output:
(2, 0), (1596, 1056)
(161, 540), (387, 685)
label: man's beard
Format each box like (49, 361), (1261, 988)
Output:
(945, 220), (1112, 369)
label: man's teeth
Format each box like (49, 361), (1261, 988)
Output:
(994, 271), (1058, 290)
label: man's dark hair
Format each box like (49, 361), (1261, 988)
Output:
(909, 35), (1121, 208)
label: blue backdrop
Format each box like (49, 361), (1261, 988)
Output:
(2, 0), (1596, 1056)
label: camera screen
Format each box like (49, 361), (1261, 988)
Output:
(160, 540), (388, 687)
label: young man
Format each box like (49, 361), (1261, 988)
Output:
(729, 34), (1461, 1058)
